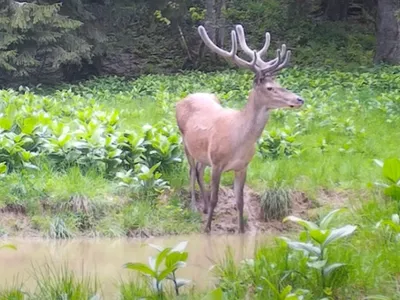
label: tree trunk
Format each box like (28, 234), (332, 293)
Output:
(205, 0), (216, 43)
(374, 0), (400, 64)
(215, 0), (226, 48)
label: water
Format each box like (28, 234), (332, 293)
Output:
(0, 234), (271, 298)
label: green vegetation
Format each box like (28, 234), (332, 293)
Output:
(0, 65), (399, 298)
(0, 66), (399, 237)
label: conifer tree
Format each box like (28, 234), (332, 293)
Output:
(0, 0), (92, 83)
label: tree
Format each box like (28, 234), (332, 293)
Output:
(374, 0), (400, 64)
(0, 0), (92, 84)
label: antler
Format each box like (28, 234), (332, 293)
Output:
(198, 24), (291, 76)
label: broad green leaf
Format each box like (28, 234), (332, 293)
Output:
(383, 158), (400, 184)
(322, 225), (357, 248)
(202, 287), (224, 300)
(155, 247), (172, 270)
(280, 285), (293, 298)
(123, 262), (155, 277)
(0, 117), (13, 131)
(21, 117), (38, 135)
(309, 229), (330, 244)
(0, 162), (7, 174)
(283, 216), (319, 230)
(323, 263), (346, 277)
(285, 241), (321, 256)
(319, 208), (347, 229)
(166, 251), (188, 269)
(158, 265), (177, 281)
(384, 185), (400, 200)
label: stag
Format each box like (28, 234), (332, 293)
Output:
(175, 24), (304, 233)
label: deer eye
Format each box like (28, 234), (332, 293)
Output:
(267, 87), (273, 91)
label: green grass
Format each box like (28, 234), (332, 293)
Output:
(0, 67), (400, 299)
(0, 66), (399, 241)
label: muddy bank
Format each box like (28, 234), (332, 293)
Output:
(0, 185), (352, 239)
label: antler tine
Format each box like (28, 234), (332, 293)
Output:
(198, 25), (260, 72)
(258, 32), (271, 58)
(270, 50), (291, 74)
(260, 44), (292, 74)
(235, 24), (290, 75)
(235, 25), (271, 64)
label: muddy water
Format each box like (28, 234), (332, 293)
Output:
(0, 234), (272, 298)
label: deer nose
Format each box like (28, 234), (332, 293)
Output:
(296, 97), (304, 104)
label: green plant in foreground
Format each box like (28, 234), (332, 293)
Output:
(282, 208), (357, 298)
(373, 158), (400, 201)
(124, 241), (190, 297)
(375, 213), (400, 242)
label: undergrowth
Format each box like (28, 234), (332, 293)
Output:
(0, 66), (399, 237)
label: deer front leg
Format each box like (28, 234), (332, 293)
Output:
(195, 162), (209, 214)
(234, 169), (247, 233)
(184, 146), (197, 211)
(205, 166), (222, 233)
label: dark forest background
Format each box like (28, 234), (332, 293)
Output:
(0, 0), (399, 86)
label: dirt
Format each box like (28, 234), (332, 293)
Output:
(187, 185), (315, 235)
(0, 186), (351, 238)
(0, 211), (40, 238)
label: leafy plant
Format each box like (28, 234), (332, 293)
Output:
(374, 158), (400, 201)
(124, 241), (190, 296)
(281, 209), (357, 297)
(258, 127), (302, 160)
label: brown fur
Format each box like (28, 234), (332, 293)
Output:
(175, 25), (304, 233)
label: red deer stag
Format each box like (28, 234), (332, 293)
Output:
(175, 24), (304, 233)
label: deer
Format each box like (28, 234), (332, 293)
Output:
(175, 24), (304, 233)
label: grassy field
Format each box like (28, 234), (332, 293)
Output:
(0, 66), (400, 299)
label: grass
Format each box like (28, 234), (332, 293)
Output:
(0, 66), (399, 298)
(0, 67), (399, 237)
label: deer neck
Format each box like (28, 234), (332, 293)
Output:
(238, 89), (270, 144)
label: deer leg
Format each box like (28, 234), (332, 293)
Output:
(205, 166), (222, 233)
(234, 169), (247, 233)
(195, 162), (209, 214)
(184, 146), (197, 211)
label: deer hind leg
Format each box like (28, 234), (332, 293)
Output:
(195, 162), (209, 214)
(184, 145), (197, 211)
(205, 166), (222, 233)
(234, 169), (247, 233)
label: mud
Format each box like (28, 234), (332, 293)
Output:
(188, 185), (314, 234)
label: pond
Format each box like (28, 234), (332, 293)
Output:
(0, 234), (271, 298)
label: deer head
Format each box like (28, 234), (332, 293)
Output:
(198, 24), (304, 110)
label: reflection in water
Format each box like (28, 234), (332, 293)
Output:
(0, 234), (271, 297)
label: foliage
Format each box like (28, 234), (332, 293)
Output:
(258, 127), (302, 159)
(282, 209), (357, 298)
(0, 1), (91, 83)
(31, 262), (100, 300)
(373, 158), (400, 201)
(124, 241), (190, 296)
(0, 88), (182, 195)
